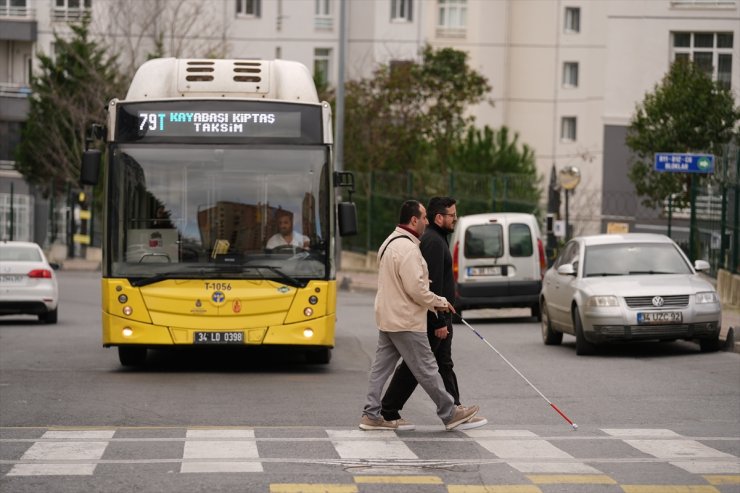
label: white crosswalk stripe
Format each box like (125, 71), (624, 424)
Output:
(7, 430), (115, 477)
(1, 427), (738, 478)
(326, 429), (417, 459)
(181, 428), (262, 473)
(603, 428), (739, 474)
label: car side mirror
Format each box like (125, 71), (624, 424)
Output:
(49, 262), (61, 271)
(694, 259), (710, 272)
(556, 264), (576, 276)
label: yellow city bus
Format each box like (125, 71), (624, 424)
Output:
(80, 58), (356, 367)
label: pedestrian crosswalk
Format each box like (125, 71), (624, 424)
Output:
(1, 426), (739, 490)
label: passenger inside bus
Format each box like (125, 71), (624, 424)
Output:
(265, 212), (310, 252)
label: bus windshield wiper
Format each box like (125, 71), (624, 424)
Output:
(246, 265), (307, 288)
(130, 270), (193, 287)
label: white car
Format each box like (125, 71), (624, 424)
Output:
(0, 241), (59, 323)
(540, 233), (721, 355)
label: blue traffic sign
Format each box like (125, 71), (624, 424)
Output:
(654, 153), (714, 174)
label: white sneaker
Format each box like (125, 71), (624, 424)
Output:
(456, 416), (488, 430)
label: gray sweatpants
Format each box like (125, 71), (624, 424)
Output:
(363, 330), (456, 423)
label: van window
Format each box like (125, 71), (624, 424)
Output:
(464, 224), (503, 258)
(509, 223), (533, 257)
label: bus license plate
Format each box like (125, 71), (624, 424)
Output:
(468, 266), (502, 277)
(194, 331), (244, 344)
(637, 312), (682, 324)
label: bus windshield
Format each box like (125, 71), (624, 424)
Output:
(108, 144), (330, 283)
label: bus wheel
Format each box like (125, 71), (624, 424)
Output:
(306, 348), (331, 364)
(119, 346), (147, 367)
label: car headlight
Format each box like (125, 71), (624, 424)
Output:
(696, 291), (718, 304)
(587, 295), (619, 307)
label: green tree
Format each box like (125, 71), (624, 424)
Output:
(15, 19), (124, 194)
(451, 125), (541, 209)
(339, 45), (490, 174)
(626, 59), (739, 208)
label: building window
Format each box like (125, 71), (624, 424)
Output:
(236, 0), (261, 17)
(1, 0), (29, 17)
(438, 0), (466, 29)
(563, 62), (579, 88)
(391, 0), (413, 22)
(315, 0), (332, 29)
(52, 0), (92, 22)
(672, 31), (733, 89)
(314, 48), (331, 88)
(561, 117), (577, 142)
(564, 7), (580, 33)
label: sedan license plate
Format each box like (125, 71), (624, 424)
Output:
(194, 331), (244, 344)
(637, 312), (682, 324)
(468, 266), (502, 277)
(0, 275), (23, 285)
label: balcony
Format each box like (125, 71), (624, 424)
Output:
(0, 83), (31, 121)
(51, 6), (91, 22)
(314, 15), (332, 31)
(0, 5), (36, 42)
(0, 4), (35, 18)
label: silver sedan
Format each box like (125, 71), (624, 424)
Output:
(540, 233), (721, 355)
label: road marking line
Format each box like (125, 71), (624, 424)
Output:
(269, 485), (358, 493)
(353, 475), (443, 484)
(672, 461), (740, 474)
(509, 462), (601, 473)
(447, 486), (543, 493)
(186, 429), (255, 438)
(42, 430), (115, 439)
(181, 439), (262, 473)
(526, 474), (617, 484)
(703, 474), (740, 484)
(620, 486), (720, 493)
(17, 441), (108, 461)
(462, 430), (539, 438)
(474, 439), (573, 459)
(5, 463), (97, 476)
(624, 440), (734, 459)
(603, 429), (681, 438)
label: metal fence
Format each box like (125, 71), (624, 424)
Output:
(342, 170), (542, 254)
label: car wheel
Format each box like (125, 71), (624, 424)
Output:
(541, 301), (562, 345)
(39, 308), (58, 324)
(531, 303), (542, 322)
(699, 335), (720, 353)
(118, 346), (147, 367)
(306, 348), (331, 364)
(574, 308), (597, 356)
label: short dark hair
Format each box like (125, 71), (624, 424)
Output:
(427, 196), (456, 219)
(398, 200), (422, 225)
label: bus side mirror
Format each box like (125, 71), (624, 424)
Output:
(80, 149), (101, 186)
(338, 202), (357, 237)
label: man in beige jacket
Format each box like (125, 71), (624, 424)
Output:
(360, 200), (480, 431)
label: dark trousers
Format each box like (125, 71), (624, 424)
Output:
(381, 323), (460, 421)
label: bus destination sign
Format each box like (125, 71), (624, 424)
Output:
(137, 110), (302, 138)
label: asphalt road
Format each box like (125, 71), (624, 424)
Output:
(1, 271), (739, 492)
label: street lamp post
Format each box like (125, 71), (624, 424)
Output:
(558, 166), (581, 240)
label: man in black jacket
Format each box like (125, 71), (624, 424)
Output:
(380, 197), (487, 431)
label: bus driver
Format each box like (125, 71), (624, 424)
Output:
(266, 213), (310, 250)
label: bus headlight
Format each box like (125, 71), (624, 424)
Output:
(303, 307), (313, 317)
(118, 294), (128, 303)
(303, 328), (314, 338)
(123, 306), (133, 316)
(308, 295), (318, 305)
(122, 327), (134, 337)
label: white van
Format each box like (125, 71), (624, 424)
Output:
(449, 213), (547, 320)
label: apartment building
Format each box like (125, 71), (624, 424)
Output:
(1, 0), (738, 244)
